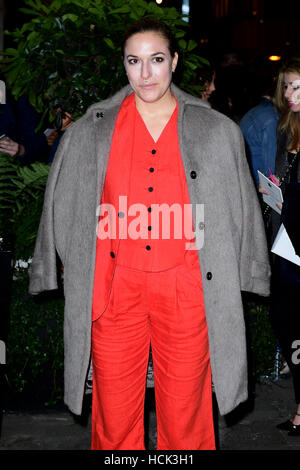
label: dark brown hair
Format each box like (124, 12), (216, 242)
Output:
(122, 17), (178, 58)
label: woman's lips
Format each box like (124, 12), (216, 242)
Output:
(140, 83), (156, 89)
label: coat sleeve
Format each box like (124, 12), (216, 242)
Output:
(28, 129), (72, 295)
(234, 126), (271, 296)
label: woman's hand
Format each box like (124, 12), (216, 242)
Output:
(258, 175), (280, 195)
(0, 136), (24, 157)
(259, 175), (282, 211)
(271, 175), (280, 186)
(46, 130), (59, 146)
(258, 184), (269, 196)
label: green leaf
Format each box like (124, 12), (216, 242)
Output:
(178, 39), (187, 50)
(187, 40), (197, 52)
(103, 37), (114, 49)
(74, 50), (89, 57)
(19, 8), (42, 17)
(2, 47), (18, 56)
(62, 14), (79, 23)
(108, 5), (132, 15)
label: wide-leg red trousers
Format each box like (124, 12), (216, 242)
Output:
(91, 251), (215, 450)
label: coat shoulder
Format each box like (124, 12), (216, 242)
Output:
(172, 85), (241, 134)
(186, 101), (243, 140)
(68, 86), (132, 133)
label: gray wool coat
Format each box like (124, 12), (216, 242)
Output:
(29, 84), (271, 416)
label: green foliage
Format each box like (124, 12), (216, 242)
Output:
(0, 155), (60, 407)
(0, 154), (19, 250)
(6, 272), (64, 407)
(245, 299), (279, 380)
(0, 154), (49, 259)
(1, 0), (207, 124)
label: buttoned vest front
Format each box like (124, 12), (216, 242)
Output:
(92, 93), (196, 321)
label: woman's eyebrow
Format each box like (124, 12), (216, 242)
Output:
(285, 80), (300, 85)
(126, 52), (166, 58)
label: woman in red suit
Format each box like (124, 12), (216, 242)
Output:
(91, 18), (215, 450)
(29, 18), (270, 450)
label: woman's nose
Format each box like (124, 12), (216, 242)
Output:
(285, 86), (292, 98)
(141, 61), (151, 80)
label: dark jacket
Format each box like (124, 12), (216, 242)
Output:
(0, 96), (49, 165)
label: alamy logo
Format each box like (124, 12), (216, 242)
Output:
(291, 340), (300, 365)
(96, 197), (205, 250)
(0, 81), (6, 104)
(0, 340), (6, 365)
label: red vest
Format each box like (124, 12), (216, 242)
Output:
(92, 93), (196, 320)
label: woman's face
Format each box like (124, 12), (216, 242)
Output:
(123, 31), (178, 105)
(284, 72), (300, 112)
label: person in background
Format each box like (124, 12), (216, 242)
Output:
(29, 18), (270, 450)
(239, 63), (280, 185)
(260, 58), (300, 436)
(0, 98), (22, 158)
(198, 64), (216, 106)
(214, 51), (252, 123)
(46, 109), (74, 164)
(0, 93), (49, 165)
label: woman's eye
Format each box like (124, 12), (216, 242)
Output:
(128, 59), (138, 65)
(153, 57), (164, 63)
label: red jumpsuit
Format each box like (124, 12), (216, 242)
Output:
(91, 93), (215, 450)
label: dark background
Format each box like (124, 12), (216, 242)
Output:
(2, 0), (300, 117)
(167, 0), (300, 64)
(3, 0), (300, 63)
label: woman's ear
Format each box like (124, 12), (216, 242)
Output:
(172, 52), (179, 73)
